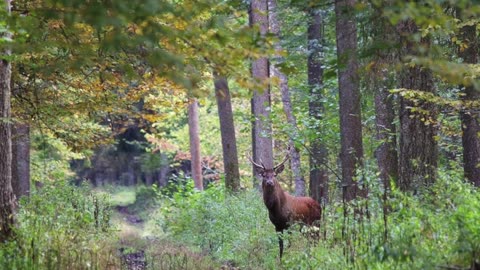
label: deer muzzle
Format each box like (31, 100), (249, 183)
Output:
(265, 179), (274, 186)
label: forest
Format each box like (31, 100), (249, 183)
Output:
(1, 0), (480, 269)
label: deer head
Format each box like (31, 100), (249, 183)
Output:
(248, 153), (289, 187)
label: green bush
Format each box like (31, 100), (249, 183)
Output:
(160, 181), (280, 269)
(359, 169), (480, 269)
(0, 181), (119, 270)
(31, 132), (84, 184)
(157, 169), (480, 269)
(123, 185), (159, 219)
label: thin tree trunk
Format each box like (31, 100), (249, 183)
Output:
(398, 20), (437, 192)
(213, 73), (241, 192)
(12, 123), (30, 198)
(308, 8), (329, 204)
(188, 99), (203, 191)
(335, 0), (364, 201)
(0, 0), (16, 242)
(127, 162), (135, 186)
(268, 0), (305, 196)
(370, 3), (398, 191)
(145, 172), (153, 186)
(158, 152), (169, 187)
(250, 0), (273, 186)
(459, 22), (480, 186)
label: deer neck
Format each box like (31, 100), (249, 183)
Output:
(262, 181), (286, 211)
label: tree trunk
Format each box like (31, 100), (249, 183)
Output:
(398, 20), (437, 192)
(307, 8), (329, 204)
(370, 3), (398, 191)
(188, 99), (203, 191)
(0, 0), (16, 243)
(12, 123), (30, 198)
(459, 22), (480, 186)
(145, 172), (153, 186)
(250, 0), (273, 187)
(335, 0), (364, 201)
(158, 153), (169, 187)
(268, 0), (305, 196)
(213, 73), (241, 192)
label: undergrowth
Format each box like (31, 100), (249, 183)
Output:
(0, 181), (119, 270)
(160, 181), (279, 269)
(2, 168), (478, 270)
(158, 170), (480, 269)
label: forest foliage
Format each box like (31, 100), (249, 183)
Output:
(1, 0), (480, 269)
(158, 170), (480, 269)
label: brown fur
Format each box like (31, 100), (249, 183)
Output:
(259, 166), (321, 258)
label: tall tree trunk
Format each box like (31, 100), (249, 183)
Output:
(370, 3), (398, 191)
(0, 0), (16, 242)
(268, 0), (305, 196)
(12, 123), (30, 198)
(307, 8), (329, 204)
(188, 99), (203, 191)
(459, 22), (480, 186)
(158, 152), (169, 187)
(145, 172), (153, 186)
(213, 73), (241, 192)
(335, 0), (364, 201)
(250, 0), (273, 186)
(398, 20), (437, 192)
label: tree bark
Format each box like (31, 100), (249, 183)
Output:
(145, 172), (154, 186)
(398, 20), (437, 192)
(370, 3), (399, 191)
(459, 22), (480, 186)
(335, 0), (364, 201)
(268, 0), (305, 196)
(307, 8), (329, 204)
(213, 73), (241, 192)
(250, 0), (273, 187)
(158, 152), (169, 187)
(188, 99), (203, 191)
(11, 123), (30, 198)
(0, 0), (16, 243)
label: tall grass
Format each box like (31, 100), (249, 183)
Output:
(158, 171), (480, 269)
(3, 169), (478, 269)
(0, 181), (119, 270)
(159, 181), (280, 269)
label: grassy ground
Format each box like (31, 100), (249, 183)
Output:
(99, 186), (155, 241)
(5, 174), (478, 269)
(101, 185), (221, 269)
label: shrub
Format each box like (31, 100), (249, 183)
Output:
(122, 185), (159, 219)
(0, 181), (119, 270)
(159, 181), (280, 269)
(157, 169), (480, 269)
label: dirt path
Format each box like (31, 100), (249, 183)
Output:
(116, 205), (144, 225)
(113, 203), (225, 269)
(115, 206), (148, 270)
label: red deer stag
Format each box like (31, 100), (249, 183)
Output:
(249, 153), (321, 258)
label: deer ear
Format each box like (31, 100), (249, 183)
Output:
(275, 164), (285, 175)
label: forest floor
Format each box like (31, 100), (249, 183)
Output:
(115, 205), (148, 270)
(108, 187), (223, 270)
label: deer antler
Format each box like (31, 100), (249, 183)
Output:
(274, 154), (290, 171)
(247, 153), (265, 169)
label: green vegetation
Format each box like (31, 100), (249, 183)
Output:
(1, 169), (479, 269)
(160, 182), (279, 268)
(155, 171), (480, 269)
(1, 0), (479, 269)
(0, 181), (118, 269)
(107, 187), (137, 207)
